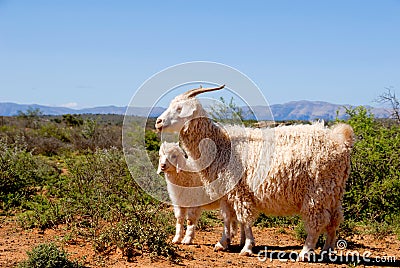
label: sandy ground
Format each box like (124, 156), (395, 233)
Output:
(1, 216), (399, 267)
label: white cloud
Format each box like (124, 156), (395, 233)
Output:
(60, 102), (78, 108)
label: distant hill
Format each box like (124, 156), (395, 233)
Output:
(0, 102), (162, 117)
(269, 100), (389, 121)
(0, 101), (389, 121)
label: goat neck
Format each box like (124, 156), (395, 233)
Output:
(179, 116), (231, 161)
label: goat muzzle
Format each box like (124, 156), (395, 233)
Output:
(155, 118), (163, 132)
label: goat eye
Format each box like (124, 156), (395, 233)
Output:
(176, 107), (182, 113)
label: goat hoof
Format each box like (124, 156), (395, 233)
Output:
(298, 250), (315, 262)
(239, 249), (253, 256)
(172, 236), (182, 244)
(213, 242), (226, 251)
(181, 236), (193, 245)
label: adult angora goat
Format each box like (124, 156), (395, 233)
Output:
(155, 85), (354, 259)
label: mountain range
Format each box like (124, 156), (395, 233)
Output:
(0, 101), (389, 121)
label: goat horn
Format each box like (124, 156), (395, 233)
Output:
(183, 84), (225, 98)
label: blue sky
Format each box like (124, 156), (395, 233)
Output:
(0, 0), (399, 108)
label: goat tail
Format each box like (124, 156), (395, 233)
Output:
(331, 123), (355, 148)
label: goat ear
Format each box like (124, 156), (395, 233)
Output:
(179, 103), (196, 118)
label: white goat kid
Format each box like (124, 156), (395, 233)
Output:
(157, 141), (241, 246)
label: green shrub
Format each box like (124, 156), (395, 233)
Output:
(254, 214), (300, 228)
(0, 115), (123, 155)
(18, 243), (82, 268)
(145, 129), (160, 152)
(196, 210), (221, 231)
(338, 219), (360, 238)
(38, 123), (71, 142)
(60, 148), (141, 226)
(0, 139), (59, 211)
(342, 107), (400, 225)
(63, 114), (83, 127)
(94, 207), (178, 262)
(294, 221), (307, 242)
(18, 195), (66, 230)
(0, 139), (37, 195)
